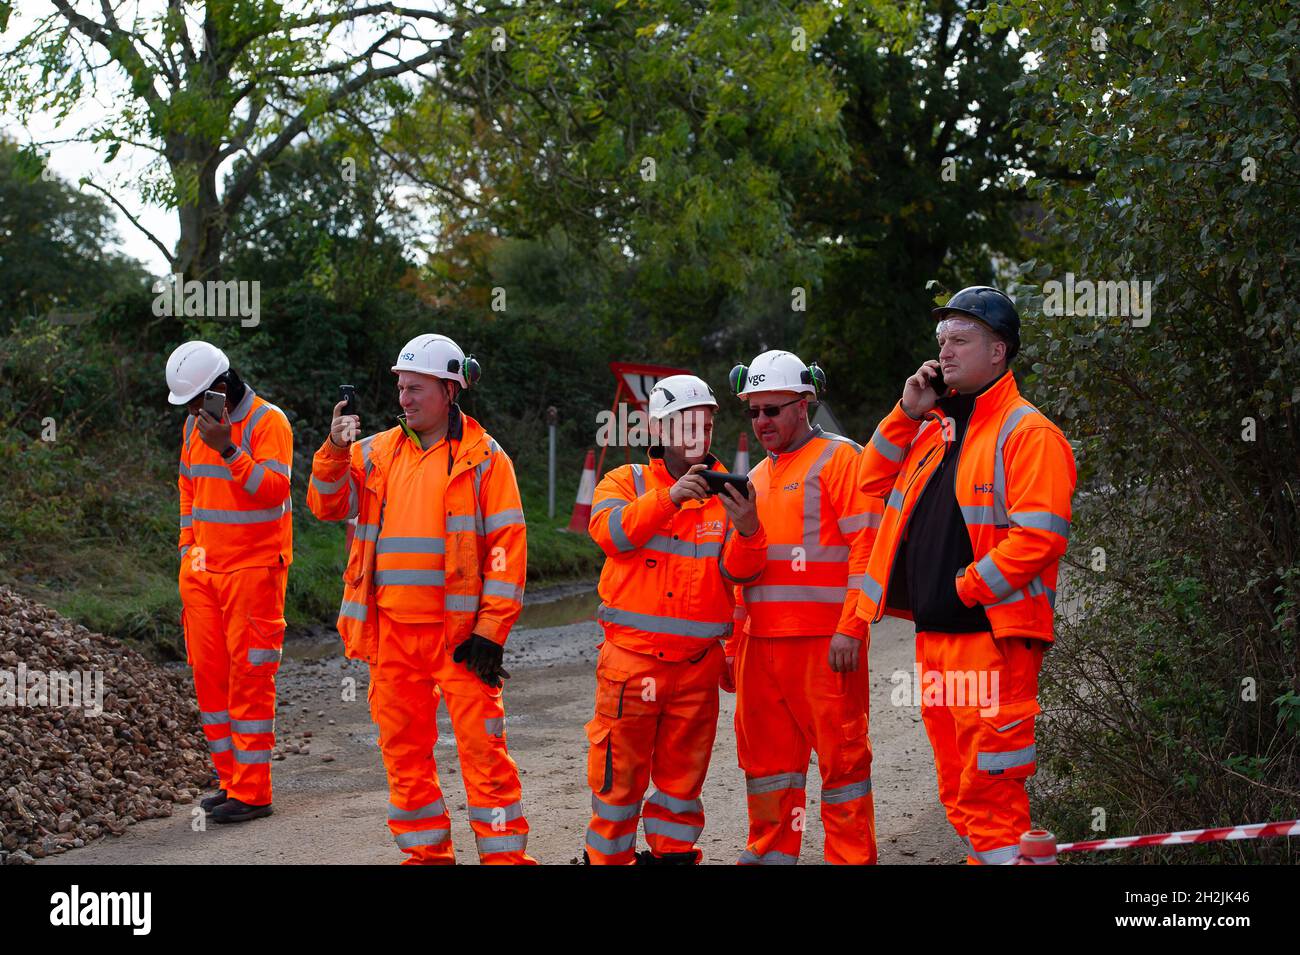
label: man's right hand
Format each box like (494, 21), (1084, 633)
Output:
(329, 399), (361, 448)
(720, 655), (736, 693)
(668, 463), (710, 506)
(900, 359), (942, 420)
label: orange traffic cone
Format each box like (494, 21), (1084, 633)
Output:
(733, 432), (750, 475)
(567, 449), (597, 533)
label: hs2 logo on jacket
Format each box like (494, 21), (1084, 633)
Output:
(699, 519), (724, 539)
(783, 481), (800, 492)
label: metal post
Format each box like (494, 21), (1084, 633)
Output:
(546, 405), (558, 519)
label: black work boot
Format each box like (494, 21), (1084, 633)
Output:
(635, 849), (701, 865)
(200, 789), (228, 811)
(211, 798), (274, 824)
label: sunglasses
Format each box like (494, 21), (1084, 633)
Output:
(747, 397), (804, 419)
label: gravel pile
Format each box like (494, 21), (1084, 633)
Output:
(0, 586), (210, 864)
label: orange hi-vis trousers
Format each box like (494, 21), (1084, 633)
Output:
(179, 562), (286, 806)
(584, 640), (723, 864)
(369, 614), (535, 865)
(916, 629), (1045, 865)
(734, 634), (876, 864)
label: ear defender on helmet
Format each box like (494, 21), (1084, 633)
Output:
(729, 364), (748, 395)
(447, 355), (482, 389)
(802, 362), (827, 394)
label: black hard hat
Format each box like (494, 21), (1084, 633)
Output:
(932, 286), (1020, 359)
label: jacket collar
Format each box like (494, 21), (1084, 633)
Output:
(965, 370), (1020, 420)
(384, 405), (486, 476)
(228, 385), (257, 423)
(767, 424), (823, 463)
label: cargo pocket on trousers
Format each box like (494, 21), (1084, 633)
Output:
(245, 615), (285, 675)
(180, 609), (194, 667)
(585, 718), (614, 794)
(975, 698), (1040, 780)
(594, 664), (631, 719)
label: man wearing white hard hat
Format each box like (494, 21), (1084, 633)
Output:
(583, 374), (765, 864)
(166, 340), (294, 824)
(307, 333), (535, 864)
(725, 349), (883, 864)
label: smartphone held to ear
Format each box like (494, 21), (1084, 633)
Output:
(202, 389), (226, 420)
(930, 366), (948, 396)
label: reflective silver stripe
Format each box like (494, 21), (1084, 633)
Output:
(340, 599), (368, 621)
(469, 801), (525, 824)
(718, 526), (762, 585)
(190, 464), (233, 479)
(745, 772), (807, 795)
(992, 404), (1042, 526)
(846, 573), (864, 590)
(800, 442), (838, 557)
(586, 829), (636, 856)
(388, 797), (446, 821)
(483, 508), (525, 533)
(184, 415), (197, 450)
(375, 569), (446, 587)
(978, 744), (1037, 773)
(354, 522), (379, 542)
(591, 497), (629, 515)
(231, 718), (274, 734)
(360, 437), (375, 477)
(179, 545), (191, 558)
(992, 575), (1048, 608)
(597, 604), (730, 639)
(179, 463), (191, 478)
(207, 736), (233, 753)
(837, 512), (880, 534)
(179, 514), (193, 528)
(248, 648), (281, 665)
(643, 818), (703, 843)
(646, 790), (703, 816)
(227, 387), (255, 423)
(241, 403), (271, 453)
(870, 427), (906, 463)
(1009, 510), (1071, 538)
(592, 794), (641, 822)
(860, 573), (884, 605)
(822, 431), (863, 452)
(345, 481), (359, 520)
(645, 535), (722, 559)
(961, 504), (998, 525)
(192, 502), (288, 524)
(630, 464), (646, 497)
(607, 505), (634, 553)
(970, 843), (1020, 865)
(312, 473), (347, 495)
(396, 828), (451, 849)
(739, 848), (798, 865)
(477, 834), (527, 855)
(446, 515), (478, 532)
(445, 593), (480, 612)
(263, 460), (290, 478)
(821, 777), (873, 804)
(744, 585), (846, 604)
(483, 579), (523, 601)
(244, 464), (266, 494)
(376, 536), (446, 555)
(886, 488), (904, 511)
(233, 747), (272, 763)
(975, 553), (1014, 600)
(765, 543), (850, 563)
(484, 717), (504, 738)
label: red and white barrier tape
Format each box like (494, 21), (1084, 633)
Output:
(1057, 819), (1300, 854)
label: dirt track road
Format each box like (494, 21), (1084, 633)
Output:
(43, 587), (964, 865)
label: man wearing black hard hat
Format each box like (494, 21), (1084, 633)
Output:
(847, 286), (1077, 864)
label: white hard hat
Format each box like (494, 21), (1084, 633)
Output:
(165, 341), (230, 405)
(647, 374), (719, 420)
(391, 333), (480, 389)
(729, 349), (824, 398)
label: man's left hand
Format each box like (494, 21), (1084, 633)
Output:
(196, 408), (233, 453)
(828, 632), (861, 673)
(719, 480), (760, 537)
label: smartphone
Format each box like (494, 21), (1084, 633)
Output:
(202, 389), (226, 420)
(339, 384), (357, 417)
(930, 367), (948, 396)
(701, 471), (750, 497)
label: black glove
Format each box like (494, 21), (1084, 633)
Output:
(452, 634), (510, 687)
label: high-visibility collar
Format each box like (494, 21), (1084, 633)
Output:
(228, 385), (257, 423)
(397, 403), (465, 467)
(766, 424), (823, 463)
(942, 369), (1018, 424)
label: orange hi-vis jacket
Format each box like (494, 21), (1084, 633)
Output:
(734, 426), (881, 642)
(589, 450), (767, 661)
(854, 371), (1076, 641)
(306, 408), (526, 665)
(178, 387), (293, 571)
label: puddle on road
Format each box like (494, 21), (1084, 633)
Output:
(282, 584), (599, 660)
